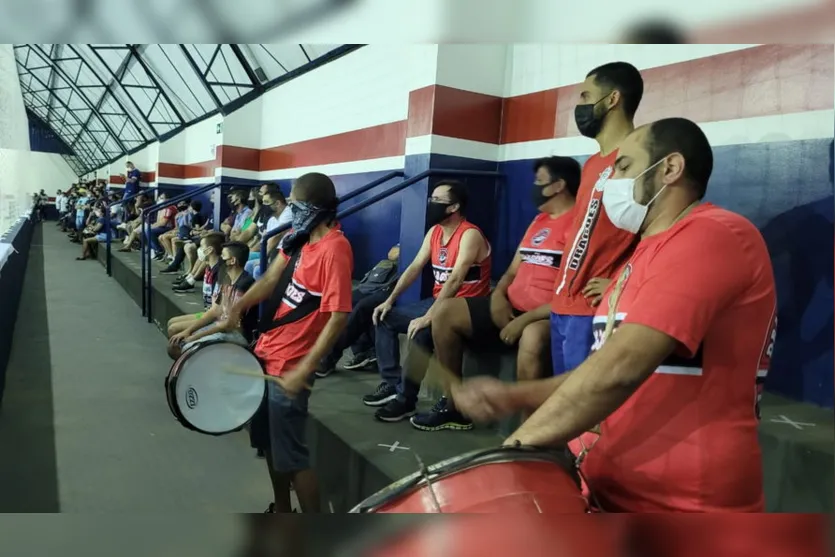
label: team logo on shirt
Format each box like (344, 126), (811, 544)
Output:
(438, 248), (448, 265)
(593, 166), (613, 192)
(531, 228), (550, 247)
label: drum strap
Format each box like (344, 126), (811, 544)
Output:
(257, 248), (322, 335)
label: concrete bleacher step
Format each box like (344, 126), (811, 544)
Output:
(98, 247), (834, 512)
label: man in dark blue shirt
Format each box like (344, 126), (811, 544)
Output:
(124, 161), (141, 198)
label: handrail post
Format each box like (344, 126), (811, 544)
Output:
(141, 211), (147, 317)
(104, 203), (112, 277)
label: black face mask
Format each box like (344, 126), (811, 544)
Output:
(531, 182), (559, 208)
(426, 201), (452, 226)
(574, 94), (612, 139)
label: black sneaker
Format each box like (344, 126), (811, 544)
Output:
(375, 398), (417, 422)
(153, 251), (166, 261)
(362, 382), (397, 407)
(172, 274), (188, 285)
(173, 282), (195, 293)
(256, 449), (265, 459)
(264, 503), (275, 513)
(343, 351), (377, 370)
(410, 396), (474, 432)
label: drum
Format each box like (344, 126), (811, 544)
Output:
(349, 446), (588, 513)
(165, 340), (266, 435)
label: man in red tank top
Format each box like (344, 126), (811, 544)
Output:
(453, 118), (777, 513)
(549, 62), (643, 377)
(426, 156), (579, 431)
(363, 181), (492, 424)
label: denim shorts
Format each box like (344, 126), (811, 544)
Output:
(248, 379), (315, 473)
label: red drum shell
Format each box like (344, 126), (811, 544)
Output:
(353, 447), (587, 514)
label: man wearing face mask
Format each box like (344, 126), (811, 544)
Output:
(453, 118), (777, 513)
(167, 232), (226, 337)
(222, 172), (354, 513)
(428, 157), (579, 430)
(549, 62), (644, 378)
(364, 181), (492, 424)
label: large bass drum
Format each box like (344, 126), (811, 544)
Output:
(349, 446), (588, 513)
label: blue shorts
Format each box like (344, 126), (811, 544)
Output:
(248, 379), (315, 473)
(95, 232), (107, 242)
(549, 313), (595, 376)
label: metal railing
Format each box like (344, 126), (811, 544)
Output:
(104, 188), (157, 277)
(258, 170), (406, 276)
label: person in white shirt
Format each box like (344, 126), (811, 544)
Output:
(244, 185), (292, 280)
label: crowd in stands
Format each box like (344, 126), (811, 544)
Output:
(47, 58), (779, 517)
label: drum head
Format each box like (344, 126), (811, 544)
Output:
(350, 446), (580, 513)
(172, 341), (266, 435)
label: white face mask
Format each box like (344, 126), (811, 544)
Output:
(197, 247), (207, 262)
(602, 158), (667, 234)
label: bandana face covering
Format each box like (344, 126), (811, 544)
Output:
(281, 200), (336, 253)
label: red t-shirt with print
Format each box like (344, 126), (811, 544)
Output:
(254, 226), (354, 376)
(581, 203), (777, 512)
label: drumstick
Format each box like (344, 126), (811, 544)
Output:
(221, 366), (313, 391)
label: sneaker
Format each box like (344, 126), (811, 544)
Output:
(375, 398), (417, 422)
(315, 365), (335, 379)
(343, 351), (377, 371)
(256, 449), (265, 459)
(160, 266), (180, 275)
(410, 396), (473, 432)
(153, 251), (166, 261)
(172, 274), (188, 285)
(362, 382), (397, 407)
(173, 282), (195, 293)
(264, 503), (275, 513)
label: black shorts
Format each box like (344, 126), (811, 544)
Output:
(248, 379), (315, 473)
(465, 296), (521, 352)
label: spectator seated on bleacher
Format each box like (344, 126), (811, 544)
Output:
(160, 200), (207, 275)
(430, 156), (580, 427)
(75, 205), (121, 261)
(145, 192), (178, 261)
(222, 189), (254, 240)
(167, 232), (227, 336)
(243, 185), (292, 280)
(363, 181), (492, 428)
(158, 199), (203, 263)
(167, 241), (256, 359)
(315, 244), (400, 378)
(234, 185), (274, 271)
(117, 193), (154, 252)
(170, 204), (220, 293)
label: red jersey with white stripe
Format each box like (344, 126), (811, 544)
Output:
(551, 151), (637, 316)
(430, 220), (491, 299)
(582, 204), (776, 512)
(507, 210), (573, 312)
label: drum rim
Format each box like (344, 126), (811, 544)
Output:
(167, 339), (266, 436)
(348, 445), (579, 513)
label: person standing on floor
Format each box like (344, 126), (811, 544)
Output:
(224, 172), (353, 514)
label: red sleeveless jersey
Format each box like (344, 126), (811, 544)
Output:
(507, 210), (573, 312)
(430, 220), (491, 299)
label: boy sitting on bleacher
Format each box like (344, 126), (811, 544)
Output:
(166, 241), (256, 359)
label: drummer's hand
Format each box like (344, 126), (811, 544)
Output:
(169, 332), (190, 346)
(220, 310), (241, 332)
(276, 370), (312, 398)
(451, 376), (517, 423)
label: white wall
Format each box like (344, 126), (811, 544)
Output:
(185, 114), (223, 164)
(0, 45), (30, 151)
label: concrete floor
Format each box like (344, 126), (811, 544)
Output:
(0, 226), (280, 512)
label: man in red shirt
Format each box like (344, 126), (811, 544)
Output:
(550, 62), (644, 376)
(224, 172), (354, 513)
(429, 156), (579, 429)
(453, 118), (778, 512)
(364, 181), (491, 425)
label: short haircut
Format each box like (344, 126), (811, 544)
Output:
(202, 231), (225, 253)
(190, 199), (202, 211)
(533, 156), (582, 197)
(263, 184), (284, 204)
(293, 172), (337, 209)
(231, 189), (248, 201)
(645, 118), (714, 199)
(434, 179), (469, 214)
(126, 161), (133, 166)
(587, 62), (644, 118)
(624, 20), (688, 44)
(222, 241), (249, 267)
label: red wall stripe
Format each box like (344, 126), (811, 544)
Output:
(505, 44), (833, 144)
(408, 85), (503, 144)
(109, 175), (125, 184)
